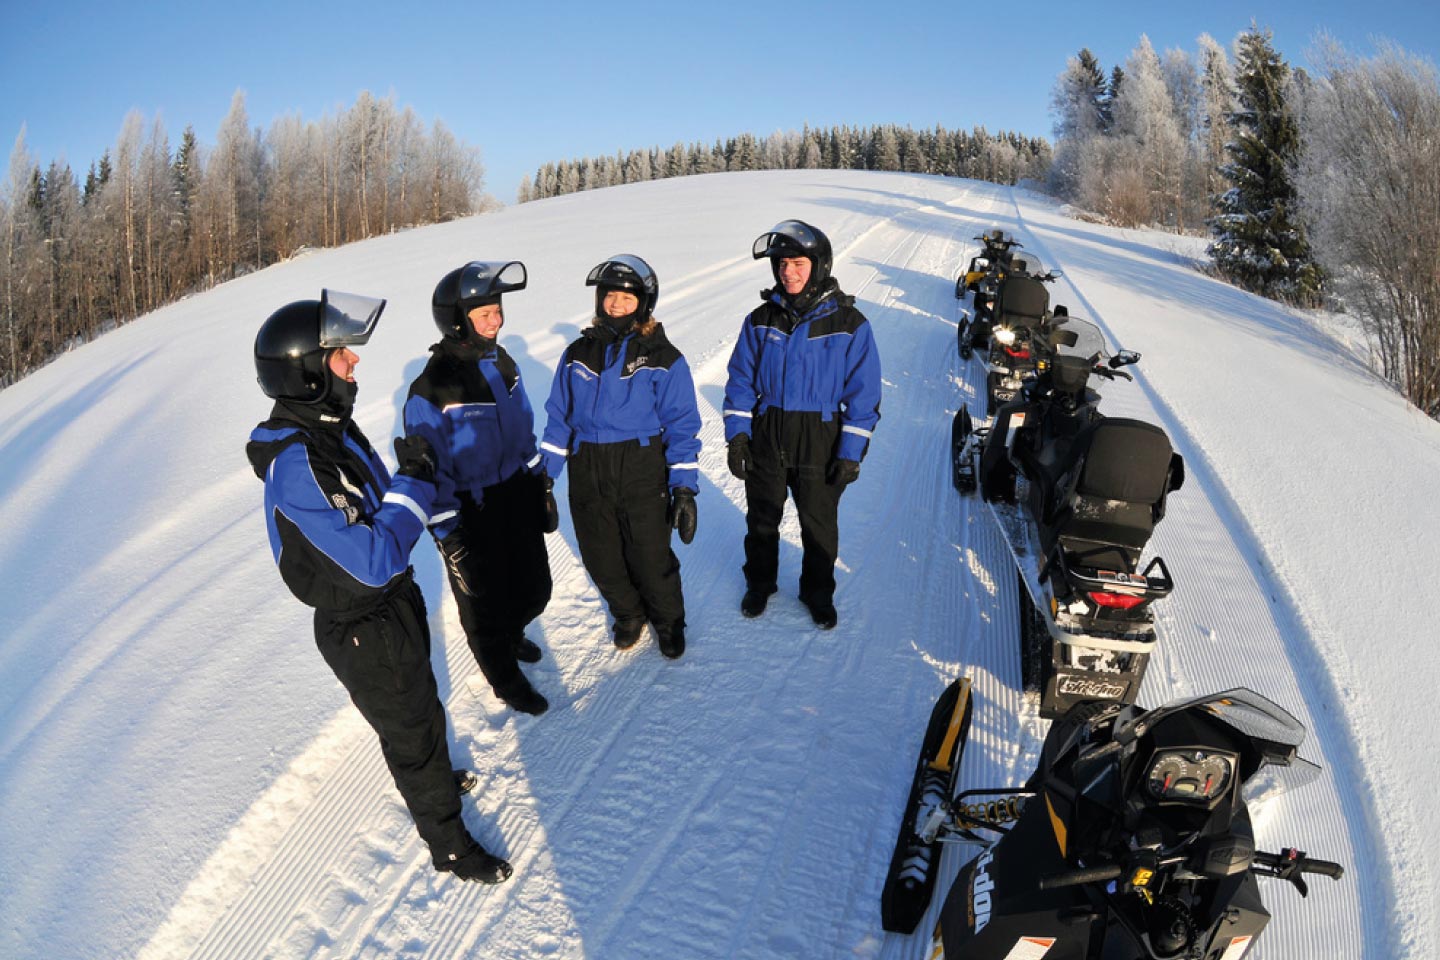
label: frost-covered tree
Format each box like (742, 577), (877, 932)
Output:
(1115, 36), (1187, 226)
(1049, 48), (1108, 197)
(1295, 39), (1440, 415)
(1197, 34), (1236, 208)
(1208, 26), (1322, 305)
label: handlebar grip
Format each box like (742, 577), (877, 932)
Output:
(1037, 864), (1123, 890)
(1301, 858), (1345, 880)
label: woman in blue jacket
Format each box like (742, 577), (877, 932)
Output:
(539, 255), (701, 659)
(404, 261), (552, 716)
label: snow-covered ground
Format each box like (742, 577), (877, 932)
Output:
(1, 170), (1433, 959)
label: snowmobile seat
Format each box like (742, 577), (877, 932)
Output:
(1041, 418), (1176, 571)
(995, 276), (1049, 332)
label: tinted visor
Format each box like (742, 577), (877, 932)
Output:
(319, 289), (386, 347)
(459, 260), (528, 302)
(585, 254), (655, 293)
(752, 220), (821, 260)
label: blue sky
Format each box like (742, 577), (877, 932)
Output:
(3, 0), (1437, 202)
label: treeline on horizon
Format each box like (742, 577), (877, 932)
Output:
(0, 90), (486, 388)
(516, 124), (1052, 202)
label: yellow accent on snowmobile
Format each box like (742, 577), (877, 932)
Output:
(1046, 791), (1068, 856)
(928, 677), (972, 774)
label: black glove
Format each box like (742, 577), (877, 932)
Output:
(393, 435), (437, 485)
(539, 475), (560, 534)
(727, 435), (751, 481)
(438, 529), (477, 597)
(827, 458), (861, 486)
(668, 487), (697, 544)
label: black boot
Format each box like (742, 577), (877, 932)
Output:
(437, 845), (513, 884)
(497, 676), (549, 716)
(453, 769), (478, 795)
(740, 587), (775, 618)
(803, 596), (838, 630)
(511, 634), (543, 664)
(613, 618), (646, 650)
(655, 622), (686, 660)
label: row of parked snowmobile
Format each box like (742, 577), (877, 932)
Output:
(877, 228), (1343, 959)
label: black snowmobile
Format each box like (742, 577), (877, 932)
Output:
(953, 315), (1184, 718)
(978, 252), (1063, 414)
(881, 683), (1344, 959)
(956, 230), (1024, 361)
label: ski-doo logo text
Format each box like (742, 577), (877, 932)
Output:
(625, 355), (649, 375)
(971, 850), (995, 932)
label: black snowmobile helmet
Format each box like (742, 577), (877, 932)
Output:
(586, 254), (658, 320)
(254, 289), (386, 403)
(431, 260), (528, 342)
(753, 219), (833, 290)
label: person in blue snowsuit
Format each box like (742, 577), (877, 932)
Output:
(403, 261), (552, 717)
(723, 220), (882, 629)
(246, 291), (512, 885)
(539, 254), (701, 659)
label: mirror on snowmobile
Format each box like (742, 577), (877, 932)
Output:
(1045, 268), (1063, 280)
(1110, 350), (1141, 368)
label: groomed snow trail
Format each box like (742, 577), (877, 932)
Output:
(2, 171), (1420, 960)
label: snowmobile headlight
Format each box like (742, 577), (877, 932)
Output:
(993, 327), (1017, 346)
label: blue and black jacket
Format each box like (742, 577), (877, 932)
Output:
(540, 321), (701, 491)
(246, 404), (435, 613)
(403, 339), (541, 538)
(723, 279), (882, 464)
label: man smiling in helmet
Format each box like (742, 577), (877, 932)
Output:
(404, 261), (552, 717)
(246, 291), (512, 885)
(723, 220), (882, 629)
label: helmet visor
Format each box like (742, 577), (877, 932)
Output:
(585, 254), (655, 293)
(319, 289), (386, 347)
(753, 220), (821, 260)
(459, 260), (528, 302)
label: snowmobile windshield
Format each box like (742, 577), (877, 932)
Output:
(1008, 252), (1046, 276)
(1048, 317), (1107, 362)
(319, 289), (386, 347)
(1119, 689), (1318, 802)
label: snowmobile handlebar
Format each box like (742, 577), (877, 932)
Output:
(1037, 864), (1124, 890)
(1038, 847), (1343, 893)
(1253, 848), (1345, 881)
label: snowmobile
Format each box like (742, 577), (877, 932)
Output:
(978, 253), (1063, 414)
(952, 314), (1184, 718)
(956, 230), (1024, 361)
(880, 683), (1345, 960)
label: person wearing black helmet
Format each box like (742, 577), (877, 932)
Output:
(245, 291), (512, 885)
(538, 255), (702, 659)
(404, 261), (552, 716)
(723, 220), (882, 629)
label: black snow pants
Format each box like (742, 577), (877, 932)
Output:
(442, 469), (553, 698)
(568, 438), (685, 630)
(743, 409), (845, 605)
(314, 576), (473, 867)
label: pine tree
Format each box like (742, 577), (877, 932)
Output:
(1207, 26), (1322, 305)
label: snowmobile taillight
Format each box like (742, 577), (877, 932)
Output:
(1004, 346), (1031, 360)
(1087, 591), (1145, 610)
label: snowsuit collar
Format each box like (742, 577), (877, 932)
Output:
(762, 278), (851, 326)
(245, 399), (363, 480)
